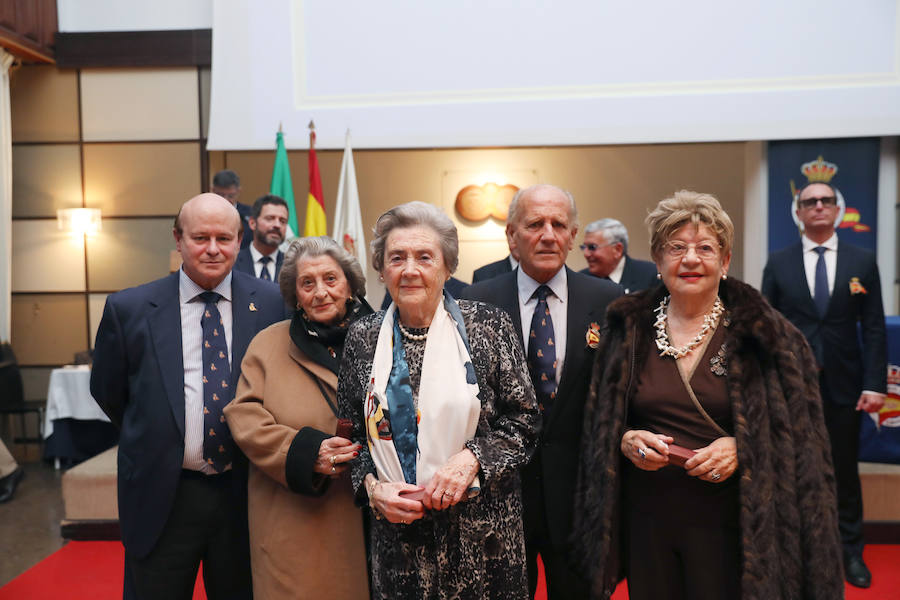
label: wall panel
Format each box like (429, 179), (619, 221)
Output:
(80, 67), (199, 141)
(12, 144), (83, 217)
(11, 221), (86, 292)
(86, 219), (174, 291)
(10, 66), (79, 142)
(11, 294), (88, 365)
(83, 142), (201, 215)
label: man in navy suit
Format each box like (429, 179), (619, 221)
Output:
(212, 170), (253, 250)
(579, 218), (657, 294)
(91, 193), (285, 600)
(762, 181), (886, 589)
(233, 194), (288, 283)
(462, 184), (621, 600)
(472, 251), (518, 283)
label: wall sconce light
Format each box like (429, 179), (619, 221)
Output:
(57, 208), (102, 235)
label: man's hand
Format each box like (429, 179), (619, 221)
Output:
(856, 391), (885, 413)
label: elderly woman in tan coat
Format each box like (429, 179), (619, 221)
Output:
(225, 236), (373, 599)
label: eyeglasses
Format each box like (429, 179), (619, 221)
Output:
(797, 196), (837, 210)
(580, 242), (615, 252)
(663, 241), (721, 260)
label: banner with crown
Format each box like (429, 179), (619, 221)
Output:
(767, 138), (880, 254)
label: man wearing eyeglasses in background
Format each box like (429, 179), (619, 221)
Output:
(762, 181), (886, 589)
(579, 218), (657, 294)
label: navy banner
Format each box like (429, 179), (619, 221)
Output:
(767, 138), (881, 253)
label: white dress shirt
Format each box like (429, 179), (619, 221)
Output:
(608, 255), (626, 285)
(179, 269), (234, 473)
(802, 233), (838, 297)
(517, 267), (568, 384)
(249, 244), (278, 280)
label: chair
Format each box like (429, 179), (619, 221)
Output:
(0, 342), (44, 450)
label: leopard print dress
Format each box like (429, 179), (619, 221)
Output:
(338, 300), (540, 599)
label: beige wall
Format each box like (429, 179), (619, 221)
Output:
(221, 143), (746, 302)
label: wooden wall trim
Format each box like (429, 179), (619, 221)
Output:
(55, 29), (211, 68)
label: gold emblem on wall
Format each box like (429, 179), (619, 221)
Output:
(455, 182), (519, 222)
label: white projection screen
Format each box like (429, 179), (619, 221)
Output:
(207, 0), (900, 150)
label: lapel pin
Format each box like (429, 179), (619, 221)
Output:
(249, 302), (258, 312)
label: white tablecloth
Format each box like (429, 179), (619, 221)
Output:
(44, 365), (110, 438)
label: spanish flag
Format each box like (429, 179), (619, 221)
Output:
(304, 121), (327, 237)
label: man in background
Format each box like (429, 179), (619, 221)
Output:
(463, 184), (621, 599)
(471, 245), (519, 283)
(762, 181), (887, 589)
(91, 193), (284, 599)
(234, 194), (288, 282)
(580, 218), (657, 294)
(211, 169), (252, 249)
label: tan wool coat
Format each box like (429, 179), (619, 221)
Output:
(226, 320), (369, 600)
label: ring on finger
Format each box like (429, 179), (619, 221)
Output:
(710, 472), (721, 481)
(637, 448), (646, 460)
(330, 455), (336, 465)
(330, 465), (336, 474)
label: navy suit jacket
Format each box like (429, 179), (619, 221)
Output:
(234, 246), (285, 282)
(461, 267), (621, 547)
(580, 254), (658, 294)
(762, 240), (886, 405)
(90, 270), (285, 558)
(472, 256), (513, 283)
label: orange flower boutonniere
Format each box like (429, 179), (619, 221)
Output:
(849, 277), (867, 295)
(586, 322), (601, 349)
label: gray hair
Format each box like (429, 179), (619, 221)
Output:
(279, 236), (367, 308)
(371, 201), (459, 274)
(507, 184), (578, 228)
(585, 218), (629, 254)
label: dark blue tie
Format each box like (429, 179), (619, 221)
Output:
(199, 291), (233, 472)
(259, 256), (272, 281)
(527, 285), (558, 412)
(813, 246), (829, 317)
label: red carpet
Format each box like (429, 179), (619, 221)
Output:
(2, 542), (898, 599)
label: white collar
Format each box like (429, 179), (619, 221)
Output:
(801, 232), (838, 252)
(179, 269), (233, 304)
(249, 243), (278, 263)
(517, 266), (568, 304)
(609, 255), (627, 284)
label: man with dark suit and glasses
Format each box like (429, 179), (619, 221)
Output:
(91, 194), (285, 600)
(462, 184), (621, 599)
(579, 218), (657, 294)
(762, 180), (887, 589)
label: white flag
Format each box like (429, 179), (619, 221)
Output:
(332, 131), (367, 274)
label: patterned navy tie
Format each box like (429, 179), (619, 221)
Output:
(199, 291), (233, 472)
(813, 246), (829, 317)
(258, 255), (272, 281)
(527, 285), (558, 412)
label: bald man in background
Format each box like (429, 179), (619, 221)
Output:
(91, 194), (284, 600)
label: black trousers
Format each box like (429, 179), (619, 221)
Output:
(625, 509), (741, 600)
(123, 470), (251, 600)
(523, 481), (590, 600)
(820, 379), (865, 558)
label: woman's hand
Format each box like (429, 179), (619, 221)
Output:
(313, 436), (361, 477)
(423, 448), (480, 511)
(684, 436), (738, 483)
(368, 478), (426, 524)
(620, 430), (674, 471)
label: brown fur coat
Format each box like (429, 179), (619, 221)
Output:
(572, 278), (844, 599)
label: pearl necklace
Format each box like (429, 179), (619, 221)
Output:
(397, 320), (428, 342)
(654, 295), (724, 359)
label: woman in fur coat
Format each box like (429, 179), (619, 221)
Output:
(573, 191), (844, 600)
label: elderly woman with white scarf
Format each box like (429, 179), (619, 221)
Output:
(337, 201), (540, 599)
